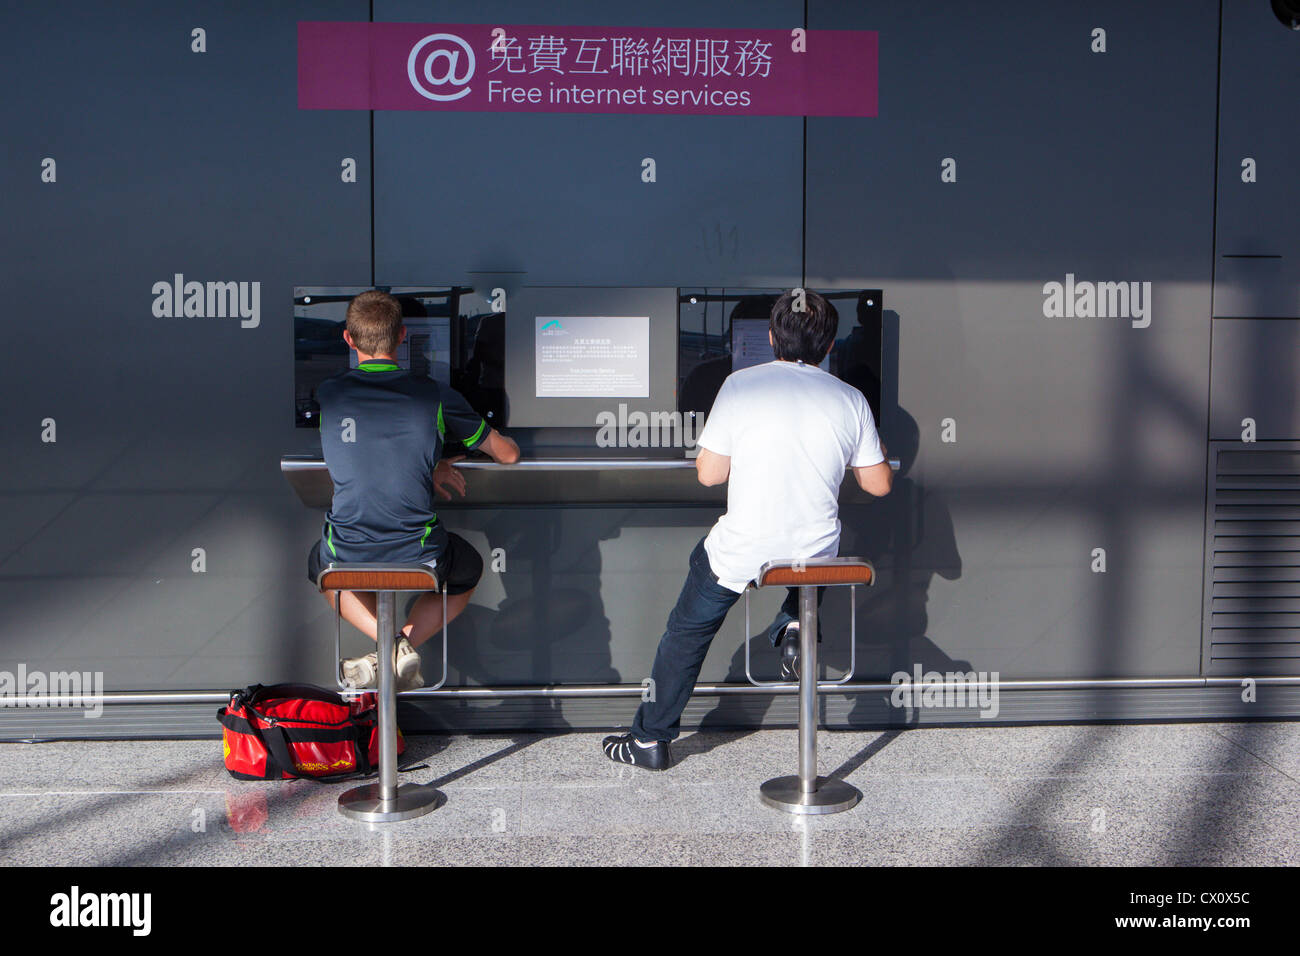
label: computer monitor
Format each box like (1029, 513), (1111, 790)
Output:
(678, 288), (883, 424)
(502, 287), (678, 428)
(293, 285), (487, 429)
(731, 317), (831, 373)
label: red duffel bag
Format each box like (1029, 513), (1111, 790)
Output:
(218, 683), (404, 781)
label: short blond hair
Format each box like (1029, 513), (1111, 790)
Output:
(346, 290), (402, 355)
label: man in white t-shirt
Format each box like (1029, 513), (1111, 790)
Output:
(603, 290), (894, 770)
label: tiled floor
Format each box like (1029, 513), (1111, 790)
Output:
(0, 721), (1297, 865)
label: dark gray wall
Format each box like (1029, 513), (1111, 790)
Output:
(373, 0), (803, 287)
(808, 0), (1220, 680)
(0, 1), (370, 696)
(1, 1), (1297, 738)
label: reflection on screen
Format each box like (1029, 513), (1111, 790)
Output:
(346, 316), (450, 384)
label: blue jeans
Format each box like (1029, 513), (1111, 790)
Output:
(630, 538), (825, 742)
(768, 585), (826, 649)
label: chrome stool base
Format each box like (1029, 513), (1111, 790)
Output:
(749, 559), (875, 818)
(338, 782), (445, 823)
(318, 565), (449, 825)
(759, 775), (862, 815)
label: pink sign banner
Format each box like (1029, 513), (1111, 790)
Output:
(298, 22), (877, 117)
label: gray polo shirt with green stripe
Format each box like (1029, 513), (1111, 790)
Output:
(316, 359), (487, 565)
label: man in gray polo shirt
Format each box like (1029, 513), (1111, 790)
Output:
(309, 290), (520, 690)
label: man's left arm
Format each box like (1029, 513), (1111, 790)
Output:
(694, 379), (735, 486)
(695, 447), (730, 486)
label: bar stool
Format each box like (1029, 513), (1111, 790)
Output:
(316, 563), (449, 823)
(745, 557), (875, 815)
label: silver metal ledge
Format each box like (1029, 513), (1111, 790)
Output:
(280, 456), (900, 508)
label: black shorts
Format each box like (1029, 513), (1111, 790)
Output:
(306, 532), (484, 595)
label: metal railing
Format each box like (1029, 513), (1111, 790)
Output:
(5, 674), (1298, 709)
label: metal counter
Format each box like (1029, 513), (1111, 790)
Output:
(280, 456), (897, 509)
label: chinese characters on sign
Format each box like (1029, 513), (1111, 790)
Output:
(487, 35), (773, 79)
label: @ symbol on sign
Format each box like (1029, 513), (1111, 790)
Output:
(408, 33), (475, 101)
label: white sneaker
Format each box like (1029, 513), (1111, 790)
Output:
(341, 638), (424, 691)
(395, 636), (424, 691)
(341, 652), (378, 690)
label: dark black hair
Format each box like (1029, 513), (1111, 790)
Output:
(769, 290), (838, 364)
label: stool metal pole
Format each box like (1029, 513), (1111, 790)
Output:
(798, 586), (817, 794)
(760, 584), (862, 815)
(338, 587), (443, 823)
(376, 591), (398, 803)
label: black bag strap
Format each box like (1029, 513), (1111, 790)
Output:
(238, 707), (302, 780)
(239, 682), (346, 709)
(354, 723), (374, 776)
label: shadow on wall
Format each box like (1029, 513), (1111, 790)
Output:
(967, 273), (1233, 864)
(389, 506), (626, 732)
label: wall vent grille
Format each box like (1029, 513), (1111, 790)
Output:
(1205, 445), (1300, 675)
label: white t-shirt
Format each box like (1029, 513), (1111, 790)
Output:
(697, 360), (885, 592)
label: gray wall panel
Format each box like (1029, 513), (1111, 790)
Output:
(1213, 0), (1300, 318)
(373, 0), (804, 287)
(0, 1), (371, 691)
(1210, 319), (1300, 440)
(806, 0), (1220, 281)
(806, 1), (1219, 681)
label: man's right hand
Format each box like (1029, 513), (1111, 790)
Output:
(432, 456), (468, 500)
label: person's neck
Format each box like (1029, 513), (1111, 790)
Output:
(356, 353), (398, 364)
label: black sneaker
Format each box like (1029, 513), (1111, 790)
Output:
(779, 622), (801, 681)
(602, 733), (671, 771)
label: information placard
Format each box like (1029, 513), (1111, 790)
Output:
(535, 315), (650, 398)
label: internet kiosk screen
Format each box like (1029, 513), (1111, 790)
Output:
(348, 317), (450, 384)
(731, 318), (829, 372)
(730, 318), (774, 372)
(534, 315), (650, 398)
